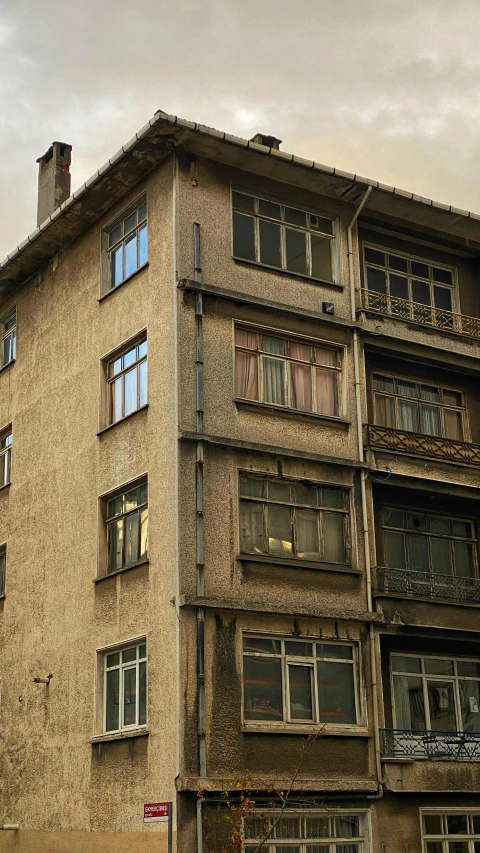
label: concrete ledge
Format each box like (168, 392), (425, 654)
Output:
(176, 775), (378, 793)
(179, 595), (384, 623)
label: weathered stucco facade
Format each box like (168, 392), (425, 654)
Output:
(1, 111), (480, 852)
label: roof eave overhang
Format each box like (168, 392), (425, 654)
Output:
(2, 110), (480, 300)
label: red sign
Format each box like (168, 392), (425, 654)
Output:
(144, 802), (170, 823)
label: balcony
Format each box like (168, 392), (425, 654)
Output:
(381, 728), (480, 760)
(360, 288), (480, 340)
(375, 566), (480, 605)
(366, 423), (480, 467)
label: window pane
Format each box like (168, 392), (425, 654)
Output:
(3, 336), (12, 365)
(390, 274), (408, 300)
(305, 816), (330, 837)
(392, 674), (426, 729)
(459, 680), (480, 732)
(267, 505), (292, 557)
(111, 245), (123, 287)
(427, 680), (456, 731)
(374, 374), (395, 393)
(268, 481), (291, 501)
(122, 647), (136, 663)
(285, 207), (306, 226)
(295, 483), (317, 506)
(311, 234), (332, 280)
(389, 254), (408, 272)
(124, 212), (137, 234)
(288, 664), (313, 720)
(296, 508), (320, 560)
(138, 225), (148, 267)
(109, 224), (122, 246)
(420, 405), (441, 437)
(319, 488), (345, 509)
(233, 212), (255, 260)
(375, 394), (395, 428)
(140, 508), (148, 560)
(262, 357), (285, 405)
(106, 652), (119, 667)
(139, 360), (147, 407)
(137, 203), (147, 223)
(125, 512), (139, 565)
(262, 336), (285, 355)
(367, 267), (386, 293)
(447, 844), (468, 853)
(454, 541), (474, 578)
(240, 476), (264, 498)
(232, 192), (254, 212)
(123, 346), (137, 368)
(424, 658), (454, 675)
(107, 520), (123, 572)
(335, 816), (359, 838)
(317, 660), (356, 724)
(458, 661), (480, 677)
(243, 637), (281, 654)
(290, 362), (312, 411)
(139, 644), (146, 659)
(398, 399), (418, 432)
(139, 661), (147, 725)
(384, 531), (406, 570)
(392, 655), (422, 673)
(243, 656), (283, 720)
(433, 285), (452, 312)
(447, 815), (468, 834)
(411, 261), (429, 278)
(426, 844), (443, 853)
(384, 508), (405, 527)
(259, 199), (281, 219)
(424, 815), (442, 834)
(240, 501), (264, 553)
(123, 667), (137, 726)
(124, 367), (138, 416)
(286, 228), (307, 275)
(365, 247), (385, 265)
(259, 219), (281, 267)
(276, 817), (301, 838)
(112, 378), (123, 423)
(310, 215), (333, 235)
(106, 669), (119, 731)
(323, 512), (346, 563)
(124, 233), (138, 278)
(433, 267), (453, 285)
(444, 409), (463, 440)
(412, 279), (431, 305)
(315, 368), (337, 416)
(314, 347), (337, 367)
(406, 533), (429, 571)
(285, 641), (313, 656)
(431, 538), (453, 575)
(429, 516), (450, 535)
(316, 643), (353, 660)
(235, 351), (258, 400)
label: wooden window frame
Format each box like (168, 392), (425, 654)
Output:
(420, 810), (480, 853)
(100, 331), (147, 430)
(98, 476), (148, 578)
(243, 810), (369, 852)
(0, 307), (16, 368)
(0, 544), (5, 597)
(101, 195), (148, 295)
(0, 426), (12, 487)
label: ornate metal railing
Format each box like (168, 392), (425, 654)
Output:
(375, 566), (480, 604)
(366, 423), (480, 467)
(360, 288), (480, 340)
(381, 729), (480, 760)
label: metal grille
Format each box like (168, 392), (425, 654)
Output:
(381, 728), (480, 760)
(366, 423), (480, 466)
(375, 566), (480, 603)
(360, 288), (480, 339)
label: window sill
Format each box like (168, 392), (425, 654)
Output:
(98, 262), (149, 303)
(233, 257), (343, 290)
(0, 483), (11, 495)
(91, 727), (149, 744)
(235, 398), (349, 428)
(94, 559), (149, 583)
(242, 724), (369, 737)
(97, 404), (148, 436)
(0, 358), (15, 375)
(238, 553), (361, 575)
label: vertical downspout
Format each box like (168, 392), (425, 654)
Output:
(194, 223), (206, 853)
(347, 186), (383, 789)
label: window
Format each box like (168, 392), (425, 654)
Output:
(0, 427), (12, 487)
(373, 374), (465, 441)
(391, 653), (480, 734)
(382, 508), (478, 579)
(364, 245), (456, 328)
(106, 337), (147, 425)
(235, 326), (341, 417)
(232, 190), (336, 281)
(1, 309), (16, 367)
(0, 544), (5, 597)
(244, 812), (367, 852)
(103, 640), (147, 733)
(105, 198), (147, 291)
(104, 479), (148, 574)
(239, 474), (349, 566)
(243, 636), (359, 726)
(422, 811), (480, 852)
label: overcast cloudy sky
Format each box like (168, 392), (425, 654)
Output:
(1, 0), (480, 259)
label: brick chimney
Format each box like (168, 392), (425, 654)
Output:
(250, 133), (282, 150)
(36, 141), (72, 226)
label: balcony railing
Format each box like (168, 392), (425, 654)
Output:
(366, 423), (480, 467)
(381, 728), (480, 760)
(375, 566), (480, 604)
(360, 288), (480, 340)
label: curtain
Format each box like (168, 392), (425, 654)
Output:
(235, 329), (259, 400)
(444, 409), (463, 440)
(262, 357), (285, 405)
(393, 675), (425, 729)
(420, 404), (441, 436)
(322, 512), (346, 563)
(398, 399), (418, 432)
(375, 394), (395, 428)
(289, 343), (312, 411)
(315, 368), (336, 415)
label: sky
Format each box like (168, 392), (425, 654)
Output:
(2, 0), (480, 260)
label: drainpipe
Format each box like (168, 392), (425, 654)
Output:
(347, 186), (383, 791)
(194, 222), (206, 853)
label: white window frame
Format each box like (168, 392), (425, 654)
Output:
(101, 194), (148, 294)
(0, 307), (16, 368)
(0, 425), (12, 487)
(420, 808), (480, 852)
(242, 633), (363, 729)
(104, 334), (148, 426)
(0, 544), (5, 597)
(232, 186), (339, 284)
(243, 809), (371, 852)
(96, 637), (147, 735)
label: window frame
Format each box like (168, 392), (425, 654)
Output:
(0, 544), (5, 597)
(0, 425), (12, 488)
(0, 307), (16, 369)
(243, 809), (371, 852)
(100, 330), (148, 430)
(96, 637), (147, 735)
(363, 242), (459, 319)
(232, 186), (339, 284)
(234, 321), (344, 419)
(242, 633), (363, 729)
(101, 194), (148, 295)
(372, 370), (468, 441)
(98, 475), (148, 578)
(390, 652), (480, 734)
(238, 471), (352, 569)
(421, 809), (480, 853)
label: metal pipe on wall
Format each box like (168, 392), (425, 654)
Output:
(347, 187), (383, 789)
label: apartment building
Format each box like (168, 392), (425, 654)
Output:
(1, 111), (480, 853)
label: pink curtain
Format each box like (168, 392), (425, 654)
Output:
(290, 343), (313, 411)
(315, 368), (337, 415)
(235, 328), (258, 400)
(314, 346), (337, 367)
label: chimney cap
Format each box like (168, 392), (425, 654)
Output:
(250, 133), (282, 150)
(36, 141), (72, 165)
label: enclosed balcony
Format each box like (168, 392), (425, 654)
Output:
(360, 288), (480, 340)
(375, 566), (480, 605)
(381, 728), (480, 760)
